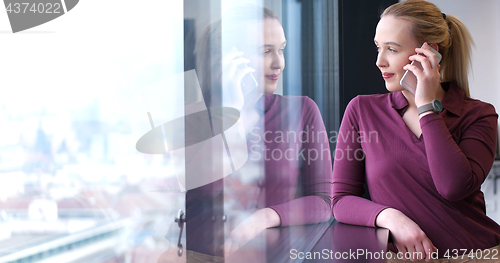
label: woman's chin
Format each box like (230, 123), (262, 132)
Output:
(264, 84), (277, 94)
(385, 83), (405, 93)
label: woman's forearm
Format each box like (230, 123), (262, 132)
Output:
(375, 208), (400, 229)
(258, 208), (281, 228)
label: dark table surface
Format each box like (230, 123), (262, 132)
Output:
(226, 219), (389, 263)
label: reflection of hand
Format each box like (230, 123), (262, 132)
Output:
(224, 208), (280, 256)
(376, 208), (437, 262)
(222, 50), (256, 111)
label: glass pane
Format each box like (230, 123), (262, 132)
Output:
(0, 1), (186, 262)
(0, 0), (344, 262)
(184, 0), (336, 262)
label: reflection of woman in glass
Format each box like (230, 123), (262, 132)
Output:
(194, 6), (333, 257)
(333, 0), (500, 261)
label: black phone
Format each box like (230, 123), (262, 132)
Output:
(400, 44), (442, 95)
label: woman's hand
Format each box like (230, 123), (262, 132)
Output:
(224, 208), (280, 256)
(222, 49), (256, 111)
(403, 42), (442, 108)
(376, 208), (437, 262)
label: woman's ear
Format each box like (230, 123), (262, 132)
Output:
(429, 43), (439, 52)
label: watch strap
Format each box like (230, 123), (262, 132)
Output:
(417, 103), (435, 115)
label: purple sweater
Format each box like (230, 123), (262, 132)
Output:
(246, 94), (333, 226)
(332, 82), (500, 257)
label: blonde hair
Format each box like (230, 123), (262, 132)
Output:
(382, 0), (474, 97)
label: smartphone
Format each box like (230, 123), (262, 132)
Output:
(230, 47), (258, 97)
(400, 44), (442, 95)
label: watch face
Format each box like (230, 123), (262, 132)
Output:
(433, 100), (443, 112)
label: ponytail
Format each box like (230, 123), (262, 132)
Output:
(442, 15), (473, 97)
(381, 0), (474, 97)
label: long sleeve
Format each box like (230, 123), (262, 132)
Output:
(269, 97), (333, 226)
(420, 103), (498, 201)
(332, 96), (389, 227)
(329, 87), (500, 253)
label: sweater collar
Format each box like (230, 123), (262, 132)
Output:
(390, 82), (464, 116)
(255, 93), (276, 113)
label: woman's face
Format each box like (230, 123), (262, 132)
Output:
(374, 15), (420, 93)
(246, 18), (286, 94)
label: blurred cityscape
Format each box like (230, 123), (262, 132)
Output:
(0, 102), (185, 263)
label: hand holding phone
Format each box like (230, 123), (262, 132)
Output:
(400, 44), (442, 95)
(220, 47), (258, 111)
(229, 46), (259, 97)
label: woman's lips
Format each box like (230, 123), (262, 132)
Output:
(266, 74), (280, 81)
(382, 72), (394, 79)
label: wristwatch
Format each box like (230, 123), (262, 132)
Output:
(417, 99), (443, 115)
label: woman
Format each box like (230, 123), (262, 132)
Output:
(332, 0), (500, 262)
(190, 6), (333, 258)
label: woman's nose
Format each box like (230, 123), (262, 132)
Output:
(271, 53), (284, 70)
(376, 53), (387, 68)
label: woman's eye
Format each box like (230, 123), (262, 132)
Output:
(375, 46), (397, 53)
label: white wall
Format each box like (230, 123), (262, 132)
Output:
(427, 0), (500, 110)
